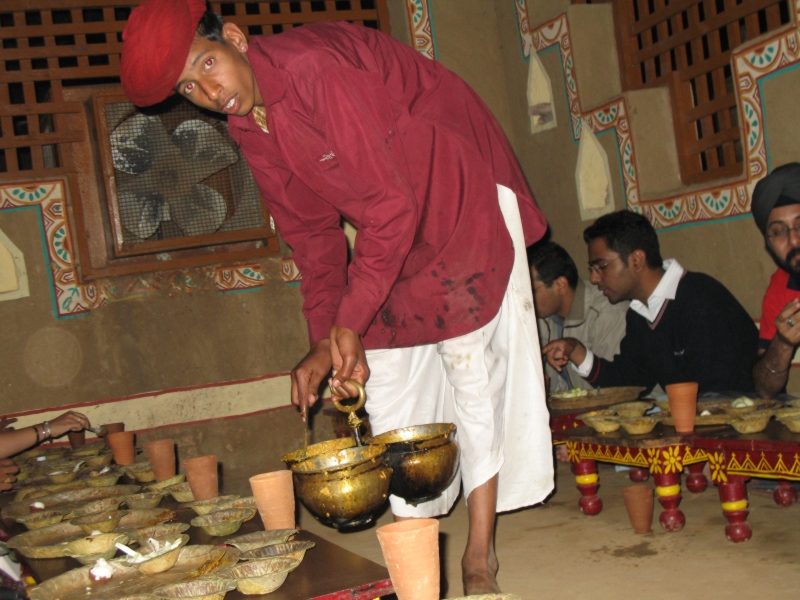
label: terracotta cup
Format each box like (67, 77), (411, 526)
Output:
(183, 455), (219, 500)
(249, 470), (295, 529)
(144, 439), (176, 482)
(101, 423), (125, 447)
(106, 431), (135, 466)
(67, 430), (85, 449)
(665, 382), (699, 433)
(621, 484), (654, 534)
(376, 518), (440, 600)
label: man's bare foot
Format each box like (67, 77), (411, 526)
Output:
(463, 570), (501, 595)
(555, 444), (570, 463)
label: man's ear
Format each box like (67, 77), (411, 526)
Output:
(553, 276), (570, 295)
(222, 22), (247, 50)
(629, 249), (647, 272)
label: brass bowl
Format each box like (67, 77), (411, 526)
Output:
(291, 444), (391, 529)
(190, 508), (255, 536)
(225, 529), (297, 552)
(125, 491), (166, 510)
(153, 579), (237, 600)
(238, 540), (315, 568)
(612, 401), (654, 418)
(368, 423), (459, 505)
(15, 510), (65, 530)
(281, 438), (357, 468)
(218, 557), (299, 595)
(186, 495), (241, 516)
(70, 509), (128, 534)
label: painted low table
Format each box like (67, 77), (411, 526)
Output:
(552, 423), (710, 532)
(690, 420), (800, 543)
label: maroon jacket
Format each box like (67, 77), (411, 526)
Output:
(229, 22), (546, 349)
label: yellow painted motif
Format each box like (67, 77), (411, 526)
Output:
(575, 473), (598, 485)
(656, 484), (681, 497)
(721, 499), (748, 512)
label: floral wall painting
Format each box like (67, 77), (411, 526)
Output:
(0, 226), (29, 301)
(575, 119), (615, 221)
(528, 49), (557, 134)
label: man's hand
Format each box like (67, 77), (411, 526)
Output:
(50, 411), (90, 438)
(291, 339), (333, 419)
(329, 325), (370, 399)
(775, 298), (800, 347)
(0, 416), (17, 432)
(542, 338), (585, 372)
(0, 458), (19, 491)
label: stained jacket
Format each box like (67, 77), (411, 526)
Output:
(228, 22), (547, 349)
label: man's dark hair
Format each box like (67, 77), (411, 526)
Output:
(527, 241), (579, 289)
(196, 9), (226, 43)
(583, 211), (663, 269)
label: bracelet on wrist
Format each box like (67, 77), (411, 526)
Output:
(41, 421), (51, 439)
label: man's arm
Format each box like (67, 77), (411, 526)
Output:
(754, 299), (800, 398)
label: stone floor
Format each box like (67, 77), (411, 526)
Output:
(297, 460), (800, 599)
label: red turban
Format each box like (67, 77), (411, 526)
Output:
(121, 0), (207, 106)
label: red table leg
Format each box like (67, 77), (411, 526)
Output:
(718, 475), (751, 543)
(773, 480), (797, 507)
(686, 462), (708, 493)
(629, 468), (649, 483)
(572, 459), (602, 515)
(654, 472), (685, 532)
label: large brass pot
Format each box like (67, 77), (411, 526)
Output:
(281, 437), (356, 468)
(291, 444), (391, 529)
(369, 423), (459, 505)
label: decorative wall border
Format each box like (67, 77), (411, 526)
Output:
(0, 180), (267, 318)
(515, 0), (800, 230)
(406, 0), (438, 60)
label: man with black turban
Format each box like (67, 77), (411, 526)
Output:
(120, 0), (555, 594)
(751, 162), (800, 397)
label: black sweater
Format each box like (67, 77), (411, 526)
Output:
(586, 272), (758, 394)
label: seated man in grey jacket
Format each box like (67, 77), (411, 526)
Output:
(529, 241), (628, 393)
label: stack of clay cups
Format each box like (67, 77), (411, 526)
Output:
(376, 519), (440, 600)
(665, 382), (699, 433)
(249, 470), (295, 529)
(183, 455), (219, 500)
(621, 484), (654, 534)
(144, 439), (176, 482)
(106, 431), (135, 466)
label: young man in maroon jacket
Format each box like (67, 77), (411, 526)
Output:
(121, 1), (553, 593)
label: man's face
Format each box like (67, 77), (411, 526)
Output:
(531, 268), (562, 319)
(587, 238), (636, 304)
(765, 204), (800, 279)
(175, 25), (261, 116)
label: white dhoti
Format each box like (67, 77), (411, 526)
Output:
(365, 184), (554, 518)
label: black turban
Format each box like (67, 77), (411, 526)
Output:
(752, 162), (800, 234)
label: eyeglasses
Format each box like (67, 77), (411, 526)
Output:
(766, 224), (800, 243)
(588, 256), (621, 275)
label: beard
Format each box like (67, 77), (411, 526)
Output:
(767, 243), (800, 280)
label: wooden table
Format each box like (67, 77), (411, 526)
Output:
(690, 420), (800, 543)
(3, 496), (394, 600)
(552, 423), (711, 532)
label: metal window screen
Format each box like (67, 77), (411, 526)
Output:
(99, 97), (265, 256)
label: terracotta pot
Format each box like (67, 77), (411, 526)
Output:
(376, 518), (440, 600)
(106, 432), (135, 466)
(144, 439), (176, 482)
(102, 423), (125, 447)
(665, 382), (698, 433)
(621, 484), (654, 534)
(249, 470), (295, 530)
(68, 430), (85, 449)
(183, 455), (218, 501)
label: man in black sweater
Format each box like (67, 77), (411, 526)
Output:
(542, 211), (758, 394)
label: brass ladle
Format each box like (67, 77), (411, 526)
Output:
(331, 380), (367, 446)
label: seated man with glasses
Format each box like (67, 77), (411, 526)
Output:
(542, 210), (758, 394)
(529, 241), (628, 393)
(750, 163), (800, 398)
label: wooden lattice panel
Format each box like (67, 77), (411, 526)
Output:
(0, 1), (390, 180)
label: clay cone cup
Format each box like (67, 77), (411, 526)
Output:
(183, 455), (218, 501)
(249, 470), (295, 529)
(376, 518), (440, 600)
(144, 439), (176, 482)
(68, 430), (85, 449)
(666, 382), (699, 433)
(107, 431), (135, 466)
(621, 485), (654, 534)
(102, 423), (125, 447)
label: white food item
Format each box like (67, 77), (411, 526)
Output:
(89, 558), (114, 582)
(731, 397), (755, 408)
(30, 501), (45, 511)
(700, 410), (712, 416)
(90, 530), (103, 536)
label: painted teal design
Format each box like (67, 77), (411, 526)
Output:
(412, 0), (424, 24)
(743, 102), (759, 150)
(10, 186), (48, 202)
(656, 201), (681, 220)
(749, 44), (776, 66)
(52, 225), (70, 262)
(565, 56), (576, 91)
(623, 141), (635, 178)
(242, 268), (264, 281)
(61, 286), (79, 312)
(596, 106), (618, 125)
(701, 192), (729, 213)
